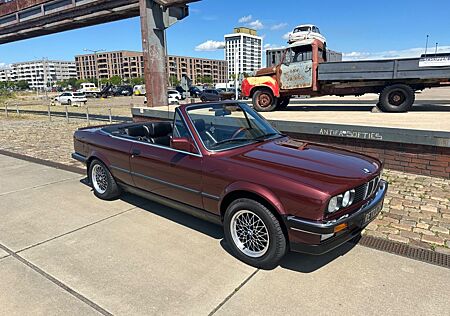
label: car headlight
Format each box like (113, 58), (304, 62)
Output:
(327, 189), (355, 213)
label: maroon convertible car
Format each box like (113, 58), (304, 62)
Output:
(72, 101), (387, 269)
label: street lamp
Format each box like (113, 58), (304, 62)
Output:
(83, 48), (105, 86)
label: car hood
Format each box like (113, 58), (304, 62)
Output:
(231, 138), (381, 192)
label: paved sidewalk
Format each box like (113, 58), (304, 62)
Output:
(1, 116), (449, 254)
(1, 154), (449, 315)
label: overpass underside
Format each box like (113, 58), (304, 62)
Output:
(0, 0), (140, 44)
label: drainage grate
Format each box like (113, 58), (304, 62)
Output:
(359, 235), (450, 269)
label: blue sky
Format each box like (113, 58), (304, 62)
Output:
(1, 0), (450, 66)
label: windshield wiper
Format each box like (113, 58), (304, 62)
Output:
(211, 138), (254, 147)
(253, 133), (283, 141)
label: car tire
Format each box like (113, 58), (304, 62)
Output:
(200, 96), (207, 102)
(67, 99), (72, 106)
(253, 89), (278, 112)
(223, 198), (287, 270)
(89, 159), (121, 200)
(378, 84), (415, 112)
(276, 97), (290, 110)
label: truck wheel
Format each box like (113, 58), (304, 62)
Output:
(89, 159), (121, 200)
(253, 90), (278, 112)
(224, 198), (287, 269)
(379, 84), (415, 112)
(276, 97), (290, 110)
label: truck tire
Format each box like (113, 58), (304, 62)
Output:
(224, 198), (287, 269)
(379, 84), (415, 112)
(253, 89), (278, 112)
(276, 97), (290, 110)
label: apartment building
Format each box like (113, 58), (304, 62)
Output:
(0, 67), (15, 82)
(3, 60), (76, 89)
(75, 51), (228, 85)
(224, 27), (262, 77)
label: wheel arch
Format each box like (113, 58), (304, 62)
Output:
(86, 151), (112, 175)
(219, 184), (288, 236)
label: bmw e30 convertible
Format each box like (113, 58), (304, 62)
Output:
(72, 101), (387, 269)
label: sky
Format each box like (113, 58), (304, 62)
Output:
(1, 0), (450, 67)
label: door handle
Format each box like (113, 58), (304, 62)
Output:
(131, 149), (141, 157)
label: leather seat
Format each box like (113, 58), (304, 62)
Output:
(145, 122), (173, 146)
(127, 125), (149, 140)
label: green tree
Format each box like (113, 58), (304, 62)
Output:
(109, 76), (122, 86)
(15, 80), (29, 90)
(169, 75), (180, 87)
(130, 77), (145, 86)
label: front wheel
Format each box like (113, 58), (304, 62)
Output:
(223, 198), (287, 269)
(252, 90), (278, 112)
(67, 99), (72, 106)
(89, 159), (121, 200)
(378, 84), (415, 112)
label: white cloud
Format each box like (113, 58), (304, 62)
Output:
(343, 46), (450, 61)
(238, 15), (252, 23)
(248, 19), (264, 30)
(282, 32), (292, 41)
(195, 40), (225, 51)
(271, 23), (288, 31)
(263, 43), (285, 51)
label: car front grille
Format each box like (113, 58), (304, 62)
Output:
(353, 176), (380, 204)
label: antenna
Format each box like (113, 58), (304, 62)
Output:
(424, 35), (429, 56)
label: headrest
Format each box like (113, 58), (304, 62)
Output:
(193, 119), (206, 132)
(146, 122), (172, 138)
(127, 125), (148, 137)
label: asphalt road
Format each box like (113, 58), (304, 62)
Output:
(0, 154), (449, 315)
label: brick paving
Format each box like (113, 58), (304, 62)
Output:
(1, 115), (449, 254)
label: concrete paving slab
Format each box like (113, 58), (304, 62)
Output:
(0, 257), (99, 316)
(0, 155), (80, 196)
(0, 176), (142, 251)
(20, 205), (256, 315)
(0, 248), (9, 259)
(215, 245), (450, 315)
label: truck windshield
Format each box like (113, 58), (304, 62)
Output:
(287, 45), (313, 63)
(186, 102), (281, 151)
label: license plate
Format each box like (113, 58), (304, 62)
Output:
(363, 202), (383, 225)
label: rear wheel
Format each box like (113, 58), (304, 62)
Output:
(89, 159), (121, 200)
(379, 84), (415, 112)
(252, 89), (278, 112)
(276, 97), (290, 110)
(224, 198), (287, 269)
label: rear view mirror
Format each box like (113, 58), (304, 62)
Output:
(171, 137), (198, 154)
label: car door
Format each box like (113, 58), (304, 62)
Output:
(60, 93), (70, 104)
(129, 111), (203, 209)
(280, 47), (313, 90)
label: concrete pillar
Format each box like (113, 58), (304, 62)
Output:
(139, 0), (168, 107)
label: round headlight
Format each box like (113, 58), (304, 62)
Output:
(327, 196), (339, 213)
(342, 191), (351, 207)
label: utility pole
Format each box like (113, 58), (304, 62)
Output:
(84, 48), (105, 87)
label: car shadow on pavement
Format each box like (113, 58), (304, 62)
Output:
(81, 178), (359, 273)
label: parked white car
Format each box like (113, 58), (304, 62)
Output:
(288, 24), (326, 45)
(133, 85), (146, 96)
(143, 95), (179, 105)
(168, 89), (182, 100)
(54, 92), (87, 106)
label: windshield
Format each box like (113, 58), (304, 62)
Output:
(294, 26), (311, 33)
(186, 102), (281, 151)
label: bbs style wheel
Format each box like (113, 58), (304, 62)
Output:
(89, 159), (121, 200)
(224, 198), (287, 269)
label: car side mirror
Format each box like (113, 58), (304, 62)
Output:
(171, 137), (197, 154)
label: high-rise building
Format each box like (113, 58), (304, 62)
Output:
(75, 51), (228, 85)
(0, 67), (15, 82)
(224, 27), (262, 78)
(5, 60), (76, 89)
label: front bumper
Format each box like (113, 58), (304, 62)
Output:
(285, 180), (388, 255)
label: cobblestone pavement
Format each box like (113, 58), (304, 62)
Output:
(1, 115), (449, 254)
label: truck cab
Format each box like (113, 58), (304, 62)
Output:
(242, 39), (325, 111)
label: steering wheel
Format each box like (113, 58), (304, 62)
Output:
(231, 127), (248, 139)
